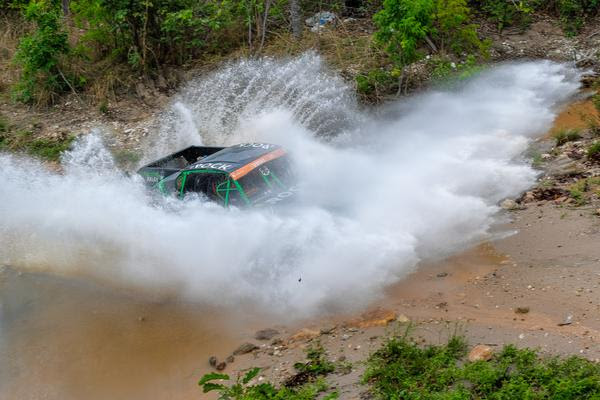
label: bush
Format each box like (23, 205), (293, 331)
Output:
(473, 0), (534, 31)
(12, 0), (71, 105)
(363, 335), (600, 399)
(373, 0), (486, 67)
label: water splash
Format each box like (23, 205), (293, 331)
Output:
(142, 52), (362, 163)
(0, 55), (581, 317)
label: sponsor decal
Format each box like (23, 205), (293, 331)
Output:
(237, 143), (275, 150)
(190, 162), (234, 171)
(230, 148), (286, 180)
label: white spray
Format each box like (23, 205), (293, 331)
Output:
(0, 55), (580, 317)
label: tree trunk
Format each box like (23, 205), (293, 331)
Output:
(62, 0), (70, 16)
(290, 0), (302, 39)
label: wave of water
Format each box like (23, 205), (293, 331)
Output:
(0, 55), (580, 317)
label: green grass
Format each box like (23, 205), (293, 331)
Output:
(588, 142), (600, 161)
(554, 129), (582, 146)
(0, 123), (74, 162)
(363, 335), (600, 399)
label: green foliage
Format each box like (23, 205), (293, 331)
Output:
(568, 178), (588, 205)
(373, 0), (436, 65)
(430, 54), (485, 83)
(13, 0), (71, 104)
(70, 0), (288, 68)
(474, 0), (534, 31)
(363, 335), (600, 399)
(199, 369), (337, 400)
(373, 0), (485, 66)
(198, 344), (338, 400)
(435, 0), (487, 55)
(0, 125), (74, 161)
(554, 128), (581, 145)
(588, 141), (600, 161)
(355, 68), (398, 97)
(293, 343), (335, 377)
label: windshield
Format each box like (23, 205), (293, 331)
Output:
(235, 156), (293, 202)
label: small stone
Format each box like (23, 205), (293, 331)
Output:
(501, 199), (518, 210)
(515, 307), (530, 314)
(216, 361), (227, 371)
(289, 328), (320, 342)
(436, 272), (448, 278)
(255, 328), (280, 341)
(397, 314), (410, 323)
(468, 345), (493, 362)
(320, 325), (336, 335)
(209, 356), (217, 367)
(233, 343), (259, 355)
(226, 355), (235, 363)
(558, 314), (573, 326)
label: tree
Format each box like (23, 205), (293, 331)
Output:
(290, 0), (302, 38)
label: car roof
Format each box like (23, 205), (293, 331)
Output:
(184, 143), (286, 179)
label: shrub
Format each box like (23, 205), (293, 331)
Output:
(474, 0), (534, 31)
(363, 335), (600, 399)
(373, 0), (486, 67)
(12, 0), (71, 105)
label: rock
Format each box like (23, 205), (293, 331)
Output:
(233, 343), (259, 355)
(319, 325), (336, 335)
(351, 308), (397, 328)
(436, 272), (448, 278)
(226, 355), (235, 363)
(500, 199), (518, 210)
(216, 361), (227, 371)
(397, 314), (410, 323)
(209, 356), (217, 367)
(289, 328), (320, 342)
(255, 328), (280, 341)
(468, 345), (493, 362)
(595, 209), (600, 216)
(558, 314), (573, 326)
(515, 307), (530, 314)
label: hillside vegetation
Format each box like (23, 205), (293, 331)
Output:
(1, 0), (600, 106)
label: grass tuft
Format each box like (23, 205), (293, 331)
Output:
(554, 128), (581, 146)
(588, 141), (600, 162)
(363, 335), (600, 399)
(0, 118), (74, 161)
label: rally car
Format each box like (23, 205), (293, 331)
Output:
(137, 143), (295, 207)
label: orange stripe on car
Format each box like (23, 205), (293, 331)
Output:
(230, 148), (286, 180)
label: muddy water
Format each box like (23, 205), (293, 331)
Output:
(0, 247), (508, 400)
(0, 268), (265, 400)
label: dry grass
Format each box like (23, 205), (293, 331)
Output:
(0, 12), (31, 95)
